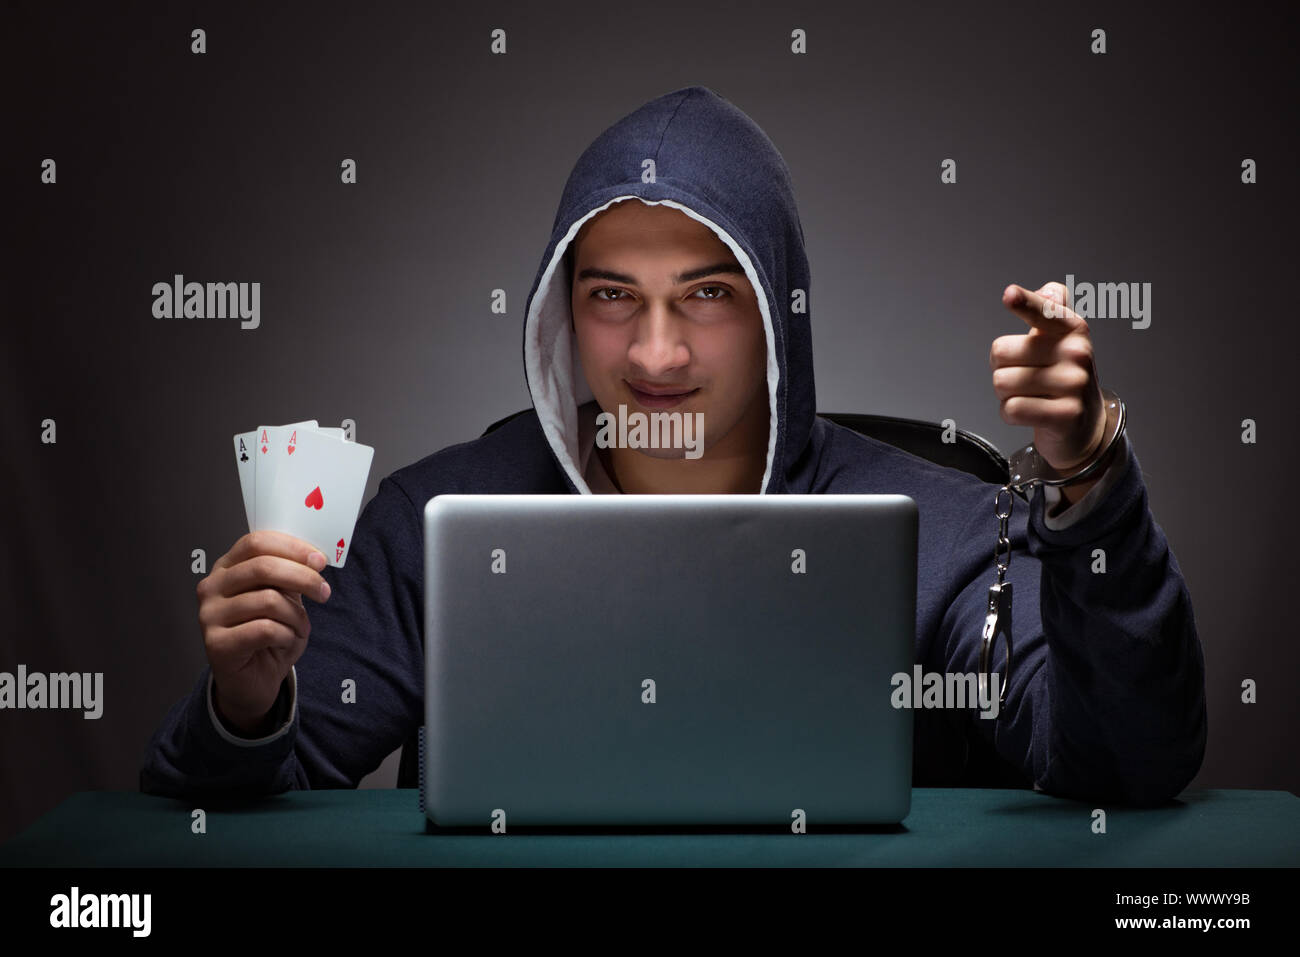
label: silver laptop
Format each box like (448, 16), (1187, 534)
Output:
(422, 493), (917, 828)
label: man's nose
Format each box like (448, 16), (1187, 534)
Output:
(628, 304), (690, 373)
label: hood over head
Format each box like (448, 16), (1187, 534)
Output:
(522, 85), (817, 494)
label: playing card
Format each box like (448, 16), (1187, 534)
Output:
(255, 426), (375, 567)
(251, 422), (309, 533)
(233, 420), (316, 531)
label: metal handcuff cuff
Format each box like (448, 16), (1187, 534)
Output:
(978, 388), (1127, 716)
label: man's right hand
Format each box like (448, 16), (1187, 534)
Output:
(197, 531), (332, 735)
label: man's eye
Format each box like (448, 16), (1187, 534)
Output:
(693, 286), (729, 300)
(592, 287), (629, 301)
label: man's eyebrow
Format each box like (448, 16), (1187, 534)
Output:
(575, 262), (745, 285)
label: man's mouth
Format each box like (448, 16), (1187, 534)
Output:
(626, 380), (699, 409)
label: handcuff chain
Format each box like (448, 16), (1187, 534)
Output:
(980, 485), (1018, 717)
(980, 389), (1127, 722)
(993, 485), (1014, 585)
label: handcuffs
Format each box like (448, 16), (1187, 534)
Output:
(978, 388), (1127, 716)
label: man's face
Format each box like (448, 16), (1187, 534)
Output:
(570, 200), (768, 461)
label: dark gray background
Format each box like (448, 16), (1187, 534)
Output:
(3, 0), (1296, 845)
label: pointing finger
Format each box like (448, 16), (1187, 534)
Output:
(1002, 283), (1080, 337)
(1038, 281), (1069, 307)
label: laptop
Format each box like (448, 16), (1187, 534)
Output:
(421, 493), (917, 828)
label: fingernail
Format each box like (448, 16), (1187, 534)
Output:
(320, 581), (331, 601)
(308, 552), (326, 571)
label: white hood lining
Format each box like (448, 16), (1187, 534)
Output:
(524, 195), (780, 494)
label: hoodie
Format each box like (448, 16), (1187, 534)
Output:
(140, 86), (1206, 807)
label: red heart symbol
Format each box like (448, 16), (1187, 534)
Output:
(304, 487), (324, 510)
(288, 446), (296, 455)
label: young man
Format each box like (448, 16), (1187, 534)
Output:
(142, 86), (1206, 806)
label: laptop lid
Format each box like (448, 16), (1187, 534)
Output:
(422, 493), (917, 828)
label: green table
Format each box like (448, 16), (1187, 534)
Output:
(2, 788), (1296, 867)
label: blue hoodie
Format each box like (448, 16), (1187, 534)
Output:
(140, 86), (1206, 806)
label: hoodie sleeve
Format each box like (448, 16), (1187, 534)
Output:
(939, 435), (1207, 806)
(139, 475), (426, 799)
